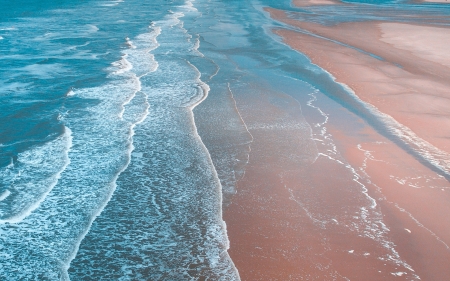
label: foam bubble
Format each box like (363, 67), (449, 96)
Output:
(99, 0), (124, 6)
(85, 24), (99, 33)
(0, 191), (11, 201)
(125, 37), (136, 49)
(111, 56), (133, 75)
(391, 272), (407, 276)
(66, 89), (76, 96)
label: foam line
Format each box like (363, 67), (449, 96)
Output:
(0, 191), (11, 202)
(64, 25), (160, 279)
(0, 126), (73, 224)
(301, 88), (420, 278)
(186, 54), (242, 281)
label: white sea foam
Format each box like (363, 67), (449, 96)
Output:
(111, 56), (133, 75)
(125, 37), (136, 49)
(16, 63), (68, 79)
(66, 2), (240, 279)
(0, 2), (171, 279)
(66, 89), (76, 96)
(0, 191), (11, 202)
(99, 0), (124, 6)
(0, 17), (157, 273)
(85, 24), (99, 32)
(184, 0), (198, 12)
(391, 272), (407, 276)
(185, 61), (239, 277)
(0, 127), (72, 223)
(163, 6), (240, 277)
(114, 27), (160, 119)
(64, 19), (164, 280)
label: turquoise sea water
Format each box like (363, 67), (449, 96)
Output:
(1, 0), (449, 279)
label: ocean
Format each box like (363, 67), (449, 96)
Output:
(1, 0), (449, 280)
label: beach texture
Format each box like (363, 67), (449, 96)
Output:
(1, 0), (450, 280)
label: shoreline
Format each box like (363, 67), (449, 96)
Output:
(327, 122), (450, 280)
(220, 76), (443, 279)
(220, 6), (450, 280)
(266, 8), (450, 161)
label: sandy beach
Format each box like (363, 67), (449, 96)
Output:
(328, 122), (450, 280)
(223, 80), (450, 279)
(223, 87), (413, 280)
(220, 70), (450, 280)
(218, 6), (450, 280)
(267, 9), (450, 157)
(3, 0), (450, 279)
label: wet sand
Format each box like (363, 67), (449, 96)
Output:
(329, 123), (450, 280)
(222, 79), (446, 279)
(267, 8), (450, 156)
(221, 7), (450, 280)
(223, 68), (450, 281)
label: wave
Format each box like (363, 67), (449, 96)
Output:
(0, 19), (160, 281)
(0, 126), (72, 223)
(66, 88), (76, 96)
(99, 0), (124, 7)
(125, 37), (136, 49)
(68, 1), (241, 279)
(85, 24), (99, 33)
(63, 23), (160, 280)
(0, 190), (11, 201)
